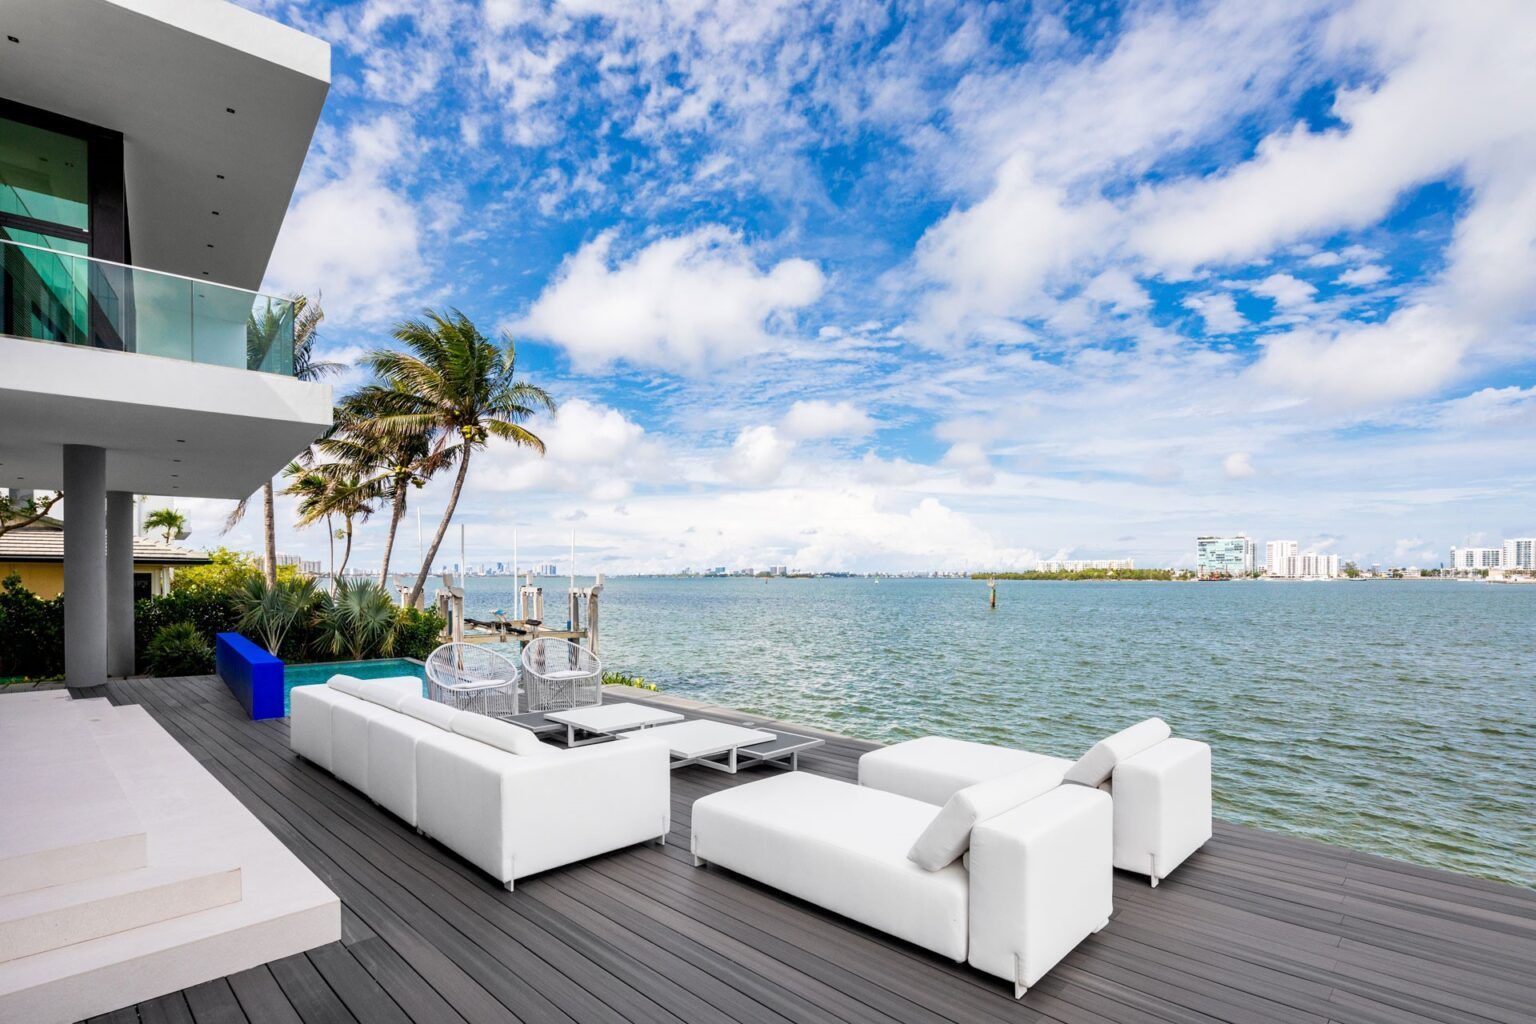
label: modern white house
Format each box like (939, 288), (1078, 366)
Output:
(1, 0), (335, 687)
(0, 2), (340, 1019)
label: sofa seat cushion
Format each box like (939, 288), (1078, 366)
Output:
(1062, 718), (1171, 788)
(451, 711), (556, 758)
(859, 736), (1071, 807)
(908, 761), (1065, 870)
(692, 772), (969, 961)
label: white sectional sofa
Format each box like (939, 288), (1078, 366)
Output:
(290, 675), (670, 889)
(691, 763), (1111, 998)
(859, 718), (1211, 886)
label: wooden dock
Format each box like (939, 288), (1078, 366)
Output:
(64, 674), (1536, 1024)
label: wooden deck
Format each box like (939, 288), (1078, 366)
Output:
(69, 674), (1536, 1024)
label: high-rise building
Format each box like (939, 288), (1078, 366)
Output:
(1503, 538), (1536, 570)
(1264, 540), (1298, 573)
(1196, 535), (1254, 578)
(1450, 546), (1504, 571)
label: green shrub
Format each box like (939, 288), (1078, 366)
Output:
(144, 622), (214, 676)
(0, 574), (65, 679)
(602, 670), (658, 692)
(313, 579), (399, 660)
(234, 577), (319, 656)
(134, 589), (241, 673)
(393, 607), (446, 660)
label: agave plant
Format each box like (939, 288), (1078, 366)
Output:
(313, 578), (398, 660)
(235, 576), (319, 656)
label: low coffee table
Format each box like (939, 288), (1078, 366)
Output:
(622, 719), (824, 773)
(545, 703), (684, 746)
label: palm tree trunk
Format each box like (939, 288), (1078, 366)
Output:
(326, 513), (336, 592)
(337, 516), (354, 579)
(407, 450), (471, 608)
(379, 484), (406, 589)
(262, 480), (277, 587)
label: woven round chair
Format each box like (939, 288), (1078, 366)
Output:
(520, 638), (602, 712)
(425, 643), (521, 718)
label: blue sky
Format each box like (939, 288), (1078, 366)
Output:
(201, 0), (1536, 574)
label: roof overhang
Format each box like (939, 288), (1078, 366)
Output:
(0, 0), (330, 289)
(0, 336), (333, 499)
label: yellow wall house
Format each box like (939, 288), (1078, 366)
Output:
(0, 516), (210, 599)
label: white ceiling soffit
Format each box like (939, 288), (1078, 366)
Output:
(0, 0), (330, 291)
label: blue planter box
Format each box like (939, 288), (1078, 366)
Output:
(216, 633), (284, 720)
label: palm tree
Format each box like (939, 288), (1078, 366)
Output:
(298, 469), (375, 581)
(227, 295), (341, 585)
(318, 386), (451, 588)
(144, 507), (187, 544)
(280, 463), (336, 585)
(364, 309), (554, 608)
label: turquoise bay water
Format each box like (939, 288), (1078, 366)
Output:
(282, 657), (426, 714)
(463, 575), (1534, 887)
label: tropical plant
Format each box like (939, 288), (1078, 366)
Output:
(319, 386), (450, 587)
(235, 576), (319, 656)
(0, 491), (63, 539)
(601, 670), (658, 692)
(228, 294), (341, 585)
(313, 578), (399, 660)
(144, 508), (188, 544)
(294, 470), (374, 581)
(171, 547), (301, 595)
(363, 309), (554, 607)
(144, 622), (214, 676)
(0, 574), (65, 679)
(281, 463), (338, 585)
(392, 606), (447, 660)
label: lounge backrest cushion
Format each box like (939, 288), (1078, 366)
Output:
(1063, 718), (1171, 788)
(396, 695), (461, 730)
(353, 679), (416, 710)
(327, 674), (369, 698)
(450, 712), (551, 757)
(908, 761), (1064, 870)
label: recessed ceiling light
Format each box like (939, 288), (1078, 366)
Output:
(211, 210), (220, 216)
(225, 107), (236, 114)
(176, 439), (186, 443)
(206, 243), (214, 249)
(6, 36), (18, 44)
(201, 271), (209, 276)
(172, 458), (182, 463)
(171, 474), (179, 478)
(216, 174), (225, 180)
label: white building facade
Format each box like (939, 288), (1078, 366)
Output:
(1449, 546), (1505, 571)
(1503, 538), (1536, 570)
(1196, 535), (1254, 578)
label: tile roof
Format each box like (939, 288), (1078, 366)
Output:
(0, 524), (211, 564)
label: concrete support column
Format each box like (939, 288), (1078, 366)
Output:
(62, 445), (108, 689)
(107, 491), (135, 677)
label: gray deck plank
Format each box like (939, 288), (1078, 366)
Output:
(68, 675), (1536, 1024)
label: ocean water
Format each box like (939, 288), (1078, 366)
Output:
(461, 575), (1535, 888)
(283, 657), (426, 714)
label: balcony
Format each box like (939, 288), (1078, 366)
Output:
(0, 237), (295, 376)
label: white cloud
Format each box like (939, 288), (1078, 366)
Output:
(1252, 305), (1474, 404)
(518, 228), (824, 373)
(720, 425), (793, 486)
(780, 400), (875, 441)
(1337, 264), (1389, 287)
(1183, 293), (1247, 334)
(1251, 273), (1317, 310)
(1223, 452), (1257, 479)
(264, 116), (430, 321)
(474, 399), (668, 502)
(941, 442), (996, 488)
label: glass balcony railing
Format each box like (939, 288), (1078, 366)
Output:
(0, 237), (295, 376)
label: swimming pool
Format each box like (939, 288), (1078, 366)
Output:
(283, 658), (427, 714)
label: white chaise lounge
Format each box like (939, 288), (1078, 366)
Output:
(290, 675), (670, 889)
(859, 718), (1211, 886)
(691, 762), (1111, 998)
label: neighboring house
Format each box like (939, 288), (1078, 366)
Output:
(0, 0), (335, 686)
(0, 515), (211, 599)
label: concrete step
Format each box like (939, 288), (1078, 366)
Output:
(0, 693), (147, 896)
(0, 865), (241, 963)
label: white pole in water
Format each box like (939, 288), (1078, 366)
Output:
(569, 530), (577, 630)
(512, 528), (519, 583)
(459, 523), (466, 588)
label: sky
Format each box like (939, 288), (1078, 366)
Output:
(182, 0), (1536, 574)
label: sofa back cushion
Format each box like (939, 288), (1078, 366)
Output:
(396, 695), (461, 730)
(327, 674), (369, 698)
(450, 712), (552, 757)
(352, 679), (415, 711)
(1063, 717), (1171, 788)
(908, 761), (1063, 870)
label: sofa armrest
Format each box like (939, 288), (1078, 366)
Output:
(1111, 737), (1211, 883)
(967, 785), (1112, 996)
(289, 683), (350, 772)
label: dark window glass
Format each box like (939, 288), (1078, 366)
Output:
(0, 117), (90, 232)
